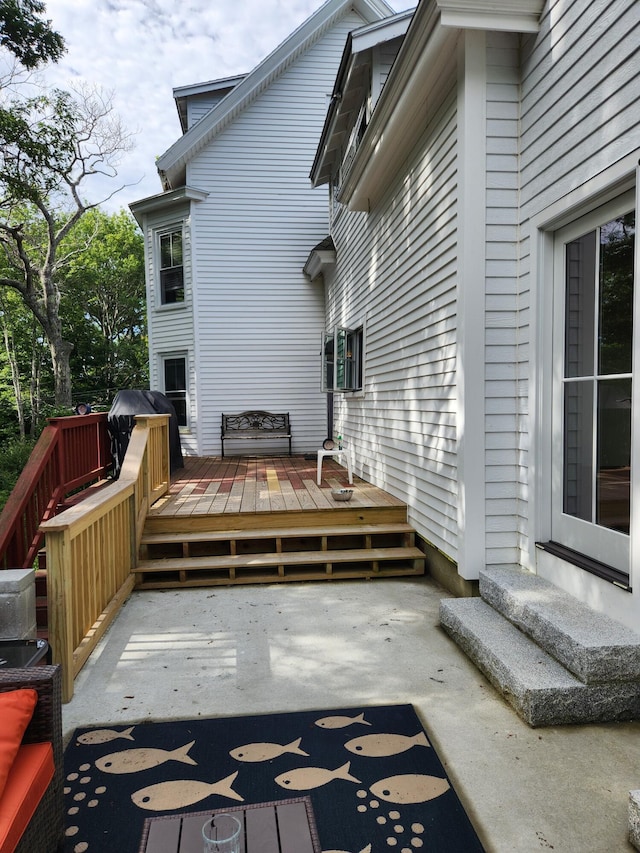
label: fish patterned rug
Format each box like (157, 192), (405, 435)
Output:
(63, 703), (484, 852)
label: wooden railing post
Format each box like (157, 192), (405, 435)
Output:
(45, 527), (75, 703)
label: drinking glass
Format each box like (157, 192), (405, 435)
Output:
(202, 812), (242, 853)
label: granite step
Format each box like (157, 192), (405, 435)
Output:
(479, 566), (640, 684)
(439, 597), (640, 727)
(630, 790), (640, 851)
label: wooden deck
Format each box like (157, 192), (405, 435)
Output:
(137, 455), (423, 589)
(147, 454), (405, 518)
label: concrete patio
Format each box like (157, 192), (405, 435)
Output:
(61, 576), (639, 851)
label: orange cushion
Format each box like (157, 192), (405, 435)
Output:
(0, 690), (37, 799)
(0, 742), (54, 853)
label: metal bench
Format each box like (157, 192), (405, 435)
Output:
(221, 410), (292, 457)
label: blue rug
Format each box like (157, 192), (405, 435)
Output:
(63, 703), (484, 852)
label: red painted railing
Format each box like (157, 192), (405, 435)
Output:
(0, 414), (113, 570)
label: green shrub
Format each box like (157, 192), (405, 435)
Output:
(0, 438), (37, 513)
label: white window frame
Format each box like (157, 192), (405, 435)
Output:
(322, 324), (365, 393)
(156, 224), (185, 307)
(161, 352), (189, 430)
(550, 193), (635, 574)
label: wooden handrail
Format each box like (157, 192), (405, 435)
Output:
(40, 414), (170, 702)
(0, 414), (113, 570)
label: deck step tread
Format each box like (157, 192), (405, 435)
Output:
(440, 597), (640, 726)
(136, 546), (424, 572)
(480, 566), (640, 683)
(141, 522), (415, 545)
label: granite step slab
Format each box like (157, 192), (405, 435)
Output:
(630, 790), (640, 851)
(479, 566), (640, 684)
(439, 597), (640, 727)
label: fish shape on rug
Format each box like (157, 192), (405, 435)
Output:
(275, 761), (361, 791)
(95, 741), (197, 774)
(132, 771), (243, 811)
(315, 712), (371, 729)
(230, 736), (309, 762)
(369, 773), (450, 804)
(76, 726), (135, 745)
(344, 731), (430, 757)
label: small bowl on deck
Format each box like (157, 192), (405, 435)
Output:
(331, 488), (354, 501)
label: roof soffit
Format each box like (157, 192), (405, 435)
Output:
(310, 9), (414, 186)
(340, 0), (544, 210)
(437, 0), (545, 33)
(129, 186), (208, 226)
(156, 0), (395, 190)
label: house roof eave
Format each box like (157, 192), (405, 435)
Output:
(310, 8), (416, 188)
(157, 0), (396, 190)
(129, 186), (208, 227)
(173, 74), (247, 134)
(303, 237), (337, 281)
(341, 0), (545, 211)
(437, 0), (545, 33)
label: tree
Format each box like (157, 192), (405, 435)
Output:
(59, 208), (148, 405)
(0, 3), (133, 409)
(0, 288), (50, 436)
(0, 0), (64, 71)
(0, 84), (133, 407)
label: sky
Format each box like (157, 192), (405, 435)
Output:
(35, 0), (348, 213)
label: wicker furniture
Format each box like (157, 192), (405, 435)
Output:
(221, 411), (292, 457)
(0, 665), (63, 853)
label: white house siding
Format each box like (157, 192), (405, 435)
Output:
(518, 0), (640, 626)
(187, 93), (232, 130)
(484, 31), (524, 569)
(184, 12), (367, 456)
(328, 85), (459, 559)
(142, 202), (198, 454)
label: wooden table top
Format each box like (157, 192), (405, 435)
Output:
(139, 797), (321, 853)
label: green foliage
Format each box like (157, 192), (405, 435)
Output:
(0, 205), (148, 436)
(59, 208), (148, 408)
(0, 90), (78, 202)
(0, 0), (64, 69)
(0, 436), (35, 511)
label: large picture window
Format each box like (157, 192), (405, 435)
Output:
(159, 229), (184, 304)
(323, 326), (363, 392)
(551, 198), (635, 577)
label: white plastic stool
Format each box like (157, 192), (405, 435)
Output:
(317, 446), (354, 485)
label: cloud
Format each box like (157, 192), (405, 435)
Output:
(40, 0), (325, 211)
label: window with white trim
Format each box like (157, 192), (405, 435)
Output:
(162, 354), (188, 427)
(550, 193), (635, 579)
(323, 326), (363, 392)
(159, 228), (184, 304)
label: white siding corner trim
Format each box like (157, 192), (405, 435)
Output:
(456, 29), (487, 580)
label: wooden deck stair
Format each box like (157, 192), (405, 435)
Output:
(136, 507), (425, 588)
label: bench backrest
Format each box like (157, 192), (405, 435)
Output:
(222, 411), (290, 435)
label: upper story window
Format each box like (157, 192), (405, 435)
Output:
(159, 229), (184, 304)
(323, 326), (363, 393)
